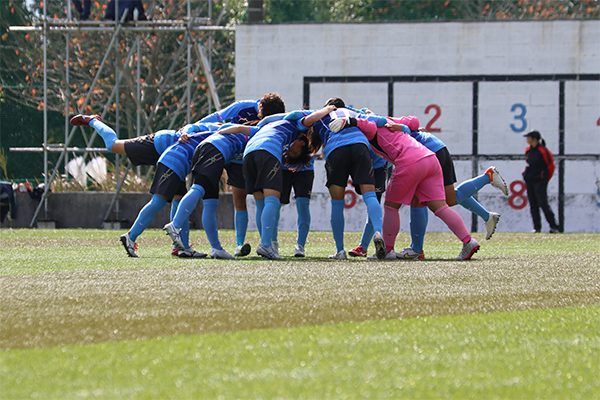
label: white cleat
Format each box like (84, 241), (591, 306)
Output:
(485, 212), (501, 240)
(163, 222), (185, 251)
(211, 248), (234, 259)
(456, 238), (480, 261)
(234, 243), (251, 257)
(373, 231), (387, 260)
(368, 250), (397, 260)
(271, 241), (280, 258)
(328, 250), (347, 260)
(119, 232), (138, 258)
(486, 166), (509, 196)
(178, 248), (208, 258)
(294, 244), (305, 257)
(257, 243), (283, 260)
(396, 247), (425, 260)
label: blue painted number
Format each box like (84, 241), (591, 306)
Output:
(510, 103), (527, 133)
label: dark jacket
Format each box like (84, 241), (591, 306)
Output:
(523, 144), (555, 183)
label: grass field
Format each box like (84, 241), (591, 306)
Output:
(1, 229), (599, 399)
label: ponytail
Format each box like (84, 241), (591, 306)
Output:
(540, 138), (546, 147)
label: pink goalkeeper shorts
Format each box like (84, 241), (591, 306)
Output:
(385, 155), (446, 206)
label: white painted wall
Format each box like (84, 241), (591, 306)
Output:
(235, 20), (600, 234)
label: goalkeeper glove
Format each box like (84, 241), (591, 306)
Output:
(329, 117), (357, 133)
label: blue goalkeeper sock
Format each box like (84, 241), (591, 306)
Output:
(360, 216), (374, 250)
(455, 174), (490, 204)
(331, 199), (345, 252)
(260, 196), (280, 247)
(170, 198), (190, 248)
(296, 197), (311, 247)
(271, 203), (282, 243)
(363, 191), (383, 234)
(202, 198), (222, 250)
(460, 196), (490, 221)
(409, 206), (428, 254)
(129, 194), (167, 242)
(90, 119), (117, 152)
(235, 210), (248, 246)
(173, 184), (205, 229)
(255, 198), (265, 234)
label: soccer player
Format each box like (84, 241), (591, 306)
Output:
(163, 128), (252, 259)
(119, 130), (215, 258)
(385, 116), (508, 259)
(299, 99), (387, 260)
(330, 116), (480, 261)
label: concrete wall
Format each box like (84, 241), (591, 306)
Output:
(0, 192), (234, 230)
(236, 20), (600, 233)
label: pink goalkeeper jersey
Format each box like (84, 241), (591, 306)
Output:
(356, 117), (434, 166)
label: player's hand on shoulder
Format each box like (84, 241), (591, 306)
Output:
(178, 133), (191, 143)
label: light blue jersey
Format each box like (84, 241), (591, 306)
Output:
(153, 130), (181, 155)
(180, 121), (221, 136)
(244, 119), (308, 163)
(307, 108), (385, 159)
(409, 130), (446, 153)
(203, 132), (248, 165)
(200, 99), (260, 124)
(158, 131), (214, 180)
(371, 150), (387, 169)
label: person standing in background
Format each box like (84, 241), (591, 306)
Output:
(523, 130), (560, 233)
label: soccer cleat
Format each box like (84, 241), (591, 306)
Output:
(178, 248), (208, 258)
(456, 238), (480, 261)
(396, 247), (425, 260)
(120, 232), (138, 258)
(485, 166), (509, 196)
(368, 250), (397, 260)
(373, 231), (387, 260)
(234, 243), (251, 257)
(294, 244), (305, 257)
(485, 212), (500, 240)
(211, 248), (234, 259)
(69, 114), (102, 126)
(349, 245), (367, 257)
(549, 227), (560, 234)
(328, 250), (347, 260)
(257, 243), (283, 260)
(271, 241), (280, 258)
(163, 222), (185, 251)
(171, 247), (179, 257)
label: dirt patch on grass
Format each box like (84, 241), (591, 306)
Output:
(2, 253), (599, 349)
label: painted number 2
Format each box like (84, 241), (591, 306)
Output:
(424, 104), (442, 133)
(510, 103), (528, 133)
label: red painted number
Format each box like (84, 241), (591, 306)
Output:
(345, 180), (357, 209)
(424, 104), (442, 133)
(508, 180), (528, 210)
(596, 116), (600, 126)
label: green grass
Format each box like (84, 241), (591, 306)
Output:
(1, 229), (599, 399)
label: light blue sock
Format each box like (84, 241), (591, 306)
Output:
(173, 184), (205, 229)
(455, 174), (490, 204)
(363, 191), (383, 234)
(90, 119), (117, 152)
(170, 199), (191, 248)
(235, 210), (248, 246)
(460, 196), (490, 221)
(261, 196), (280, 247)
(360, 216), (374, 250)
(331, 199), (345, 252)
(409, 206), (428, 254)
(202, 198), (222, 250)
(129, 194), (167, 242)
(255, 198), (265, 234)
(296, 197), (311, 247)
(271, 203), (282, 243)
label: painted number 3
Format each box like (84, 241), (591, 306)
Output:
(510, 103), (528, 133)
(508, 180), (528, 210)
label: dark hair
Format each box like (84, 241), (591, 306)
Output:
(259, 93), (286, 118)
(324, 97), (345, 108)
(283, 129), (323, 165)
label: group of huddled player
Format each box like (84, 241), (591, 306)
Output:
(70, 93), (509, 261)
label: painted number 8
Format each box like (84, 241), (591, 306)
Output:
(508, 180), (528, 210)
(510, 103), (528, 133)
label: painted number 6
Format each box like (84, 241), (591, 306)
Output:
(424, 104), (442, 133)
(510, 103), (528, 133)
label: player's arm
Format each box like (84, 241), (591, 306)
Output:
(216, 123), (255, 136)
(199, 100), (259, 123)
(385, 116), (420, 132)
(301, 105), (337, 127)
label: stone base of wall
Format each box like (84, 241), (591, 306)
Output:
(0, 192), (234, 229)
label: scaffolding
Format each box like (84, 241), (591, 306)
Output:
(8, 1), (234, 228)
